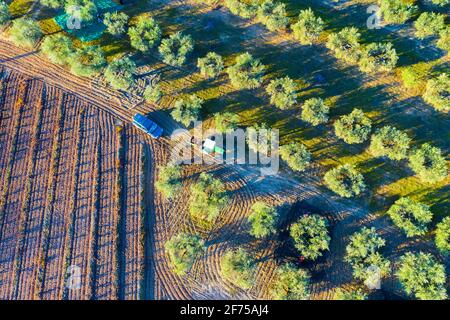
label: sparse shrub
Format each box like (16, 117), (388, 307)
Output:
(40, 34), (75, 65)
(214, 112), (239, 133)
(301, 97), (329, 125)
(359, 42), (398, 73)
(324, 164), (366, 198)
(408, 143), (447, 183)
(345, 227), (390, 284)
(165, 232), (205, 276)
(159, 32), (194, 67)
(290, 214), (330, 260)
(103, 11), (129, 36)
(423, 73), (449, 112)
(414, 12), (446, 40)
(224, 0), (256, 19)
(143, 83), (163, 103)
(326, 27), (361, 63)
(155, 164), (182, 199)
(291, 8), (324, 45)
(387, 197), (433, 237)
(257, 0), (289, 32)
(0, 1), (11, 27)
(220, 248), (256, 289)
(105, 56), (136, 90)
(65, 0), (97, 23)
(248, 201), (278, 238)
(9, 17), (42, 49)
(129, 16), (161, 53)
(69, 45), (106, 77)
(333, 288), (368, 300)
(171, 95), (203, 127)
(396, 252), (447, 300)
(369, 126), (411, 160)
(279, 142), (311, 172)
(190, 172), (228, 223)
(378, 0), (418, 24)
(435, 216), (450, 253)
(197, 52), (224, 78)
(266, 77), (297, 109)
(270, 263), (310, 300)
(334, 109), (372, 144)
(227, 52), (265, 89)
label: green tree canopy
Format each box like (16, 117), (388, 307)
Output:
(378, 0), (418, 24)
(0, 1), (11, 27)
(437, 27), (449, 52)
(128, 16), (161, 53)
(266, 77), (297, 109)
(159, 32), (194, 67)
(227, 52), (266, 90)
(279, 142), (311, 172)
(165, 232), (205, 276)
(220, 248), (256, 289)
(40, 33), (75, 66)
(155, 164), (182, 199)
(401, 65), (427, 89)
(246, 123), (275, 155)
(291, 8), (324, 45)
(103, 11), (129, 36)
(359, 42), (398, 73)
(408, 143), (447, 183)
(333, 288), (368, 300)
(214, 112), (239, 133)
(171, 95), (203, 127)
(104, 56), (136, 90)
(143, 83), (163, 103)
(345, 227), (390, 283)
(301, 97), (329, 125)
(40, 0), (65, 8)
(396, 252), (447, 300)
(290, 214), (330, 260)
(69, 45), (106, 77)
(197, 52), (224, 78)
(324, 164), (366, 198)
(326, 27), (361, 63)
(270, 263), (310, 300)
(248, 201), (278, 238)
(414, 12), (446, 40)
(435, 216), (450, 253)
(9, 18), (42, 49)
(65, 0), (97, 23)
(423, 73), (449, 112)
(224, 0), (256, 19)
(257, 0), (289, 32)
(334, 109), (372, 144)
(190, 172), (228, 223)
(369, 126), (411, 160)
(430, 0), (449, 5)
(387, 197), (433, 237)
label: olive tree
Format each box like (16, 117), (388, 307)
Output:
(9, 18), (42, 49)
(69, 45), (106, 77)
(224, 0), (256, 19)
(324, 164), (366, 198)
(105, 56), (136, 90)
(171, 95), (203, 127)
(257, 0), (289, 32)
(65, 0), (97, 23)
(369, 126), (411, 160)
(270, 263), (310, 300)
(40, 34), (75, 65)
(266, 77), (297, 109)
(197, 52), (224, 78)
(248, 202), (278, 238)
(159, 32), (194, 67)
(301, 97), (329, 126)
(333, 288), (368, 300)
(129, 16), (161, 53)
(40, 0), (65, 8)
(326, 27), (361, 63)
(423, 73), (449, 112)
(290, 215), (330, 260)
(190, 172), (228, 223)
(334, 109), (372, 144)
(103, 11), (129, 36)
(155, 164), (182, 199)
(414, 12), (446, 40)
(0, 1), (11, 27)
(220, 248), (256, 289)
(291, 8), (324, 45)
(214, 112), (239, 133)
(435, 216), (450, 253)
(378, 0), (418, 24)
(396, 252), (447, 300)
(359, 42), (398, 73)
(143, 83), (163, 103)
(227, 52), (265, 89)
(279, 142), (311, 172)
(165, 233), (205, 276)
(246, 123), (276, 155)
(387, 197), (433, 237)
(408, 143), (447, 183)
(345, 227), (390, 284)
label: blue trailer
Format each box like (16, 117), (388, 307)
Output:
(132, 113), (163, 138)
